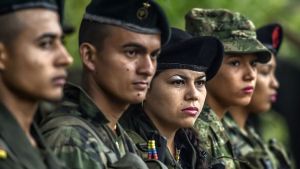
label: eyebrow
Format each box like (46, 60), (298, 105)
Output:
(122, 42), (161, 54)
(35, 33), (59, 41)
(174, 74), (206, 80)
(122, 42), (147, 52)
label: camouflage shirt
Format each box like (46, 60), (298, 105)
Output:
(38, 83), (146, 169)
(0, 102), (66, 169)
(193, 105), (240, 169)
(222, 113), (292, 169)
(120, 104), (206, 169)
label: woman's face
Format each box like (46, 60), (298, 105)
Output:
(144, 69), (207, 130)
(206, 54), (258, 108)
(247, 55), (279, 113)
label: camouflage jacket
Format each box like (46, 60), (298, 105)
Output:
(222, 113), (292, 169)
(120, 104), (205, 169)
(38, 83), (149, 169)
(0, 102), (66, 169)
(193, 105), (240, 169)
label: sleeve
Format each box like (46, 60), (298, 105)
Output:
(42, 126), (107, 169)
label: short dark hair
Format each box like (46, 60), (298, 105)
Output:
(78, 19), (111, 51)
(0, 13), (24, 47)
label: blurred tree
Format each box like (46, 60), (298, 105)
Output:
(64, 0), (300, 67)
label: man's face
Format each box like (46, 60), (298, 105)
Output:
(0, 9), (73, 101)
(92, 26), (161, 104)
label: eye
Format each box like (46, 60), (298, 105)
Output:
(250, 60), (257, 68)
(195, 79), (206, 88)
(150, 51), (160, 60)
(124, 48), (138, 58)
(39, 37), (55, 49)
(150, 52), (159, 60)
(229, 60), (240, 67)
(169, 75), (185, 87)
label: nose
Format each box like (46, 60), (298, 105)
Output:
(270, 74), (280, 89)
(184, 83), (202, 101)
(136, 55), (156, 77)
(55, 44), (73, 67)
(243, 63), (256, 81)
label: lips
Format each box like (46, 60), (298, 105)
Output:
(242, 86), (254, 94)
(182, 107), (199, 116)
(52, 74), (67, 87)
(270, 93), (277, 103)
(132, 81), (149, 90)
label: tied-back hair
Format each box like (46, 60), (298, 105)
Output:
(183, 128), (210, 169)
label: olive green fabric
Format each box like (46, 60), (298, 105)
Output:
(0, 103), (66, 169)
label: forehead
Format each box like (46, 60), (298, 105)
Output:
(107, 26), (161, 49)
(15, 9), (61, 37)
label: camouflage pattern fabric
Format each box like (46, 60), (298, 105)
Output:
(194, 105), (240, 169)
(222, 113), (293, 169)
(38, 83), (145, 169)
(120, 104), (200, 169)
(185, 8), (271, 62)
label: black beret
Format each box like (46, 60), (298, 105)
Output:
(158, 28), (224, 81)
(0, 0), (57, 15)
(83, 0), (170, 45)
(256, 23), (283, 55)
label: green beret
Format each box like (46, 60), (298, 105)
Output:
(83, 0), (170, 45)
(0, 0), (57, 15)
(185, 8), (271, 63)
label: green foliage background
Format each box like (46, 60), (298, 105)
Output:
(64, 0), (300, 68)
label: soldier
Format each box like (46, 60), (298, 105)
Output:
(121, 27), (224, 169)
(0, 0), (73, 168)
(38, 0), (170, 168)
(225, 23), (292, 169)
(185, 8), (271, 168)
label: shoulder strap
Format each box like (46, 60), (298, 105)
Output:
(40, 115), (118, 164)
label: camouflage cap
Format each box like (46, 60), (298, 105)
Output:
(185, 8), (271, 63)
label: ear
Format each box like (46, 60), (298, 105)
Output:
(0, 43), (8, 71)
(79, 42), (97, 71)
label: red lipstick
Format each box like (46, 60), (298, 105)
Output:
(242, 86), (254, 94)
(182, 107), (199, 116)
(270, 94), (277, 103)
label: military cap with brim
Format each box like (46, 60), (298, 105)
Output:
(0, 0), (57, 15)
(256, 23), (283, 55)
(158, 27), (224, 81)
(185, 8), (271, 63)
(83, 0), (170, 45)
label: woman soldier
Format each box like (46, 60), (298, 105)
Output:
(185, 8), (272, 168)
(224, 23), (292, 169)
(120, 27), (224, 169)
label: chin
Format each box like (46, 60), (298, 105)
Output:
(43, 91), (63, 102)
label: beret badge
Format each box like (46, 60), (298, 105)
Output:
(137, 2), (151, 20)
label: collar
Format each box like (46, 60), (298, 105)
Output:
(0, 102), (47, 169)
(61, 83), (109, 124)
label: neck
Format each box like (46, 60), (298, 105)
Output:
(206, 94), (228, 119)
(83, 75), (129, 131)
(228, 106), (249, 128)
(0, 83), (38, 146)
(144, 109), (178, 157)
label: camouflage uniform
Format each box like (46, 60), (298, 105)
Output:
(38, 84), (150, 169)
(185, 8), (273, 169)
(194, 105), (239, 169)
(121, 104), (207, 169)
(0, 103), (66, 169)
(223, 113), (292, 169)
